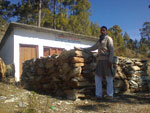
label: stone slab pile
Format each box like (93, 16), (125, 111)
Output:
(114, 57), (150, 93)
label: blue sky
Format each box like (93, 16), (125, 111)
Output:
(89, 0), (150, 41)
(10, 0), (150, 41)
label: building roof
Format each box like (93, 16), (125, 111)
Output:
(0, 22), (98, 49)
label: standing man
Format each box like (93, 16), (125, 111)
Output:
(77, 26), (114, 99)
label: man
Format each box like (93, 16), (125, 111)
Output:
(77, 26), (114, 99)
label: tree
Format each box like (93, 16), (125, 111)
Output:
(139, 22), (150, 56)
(38, 0), (42, 27)
(140, 22), (150, 40)
(0, 0), (14, 21)
(90, 22), (100, 37)
(0, 0), (14, 40)
(67, 0), (91, 35)
(14, 0), (39, 25)
(108, 25), (124, 48)
(123, 32), (130, 44)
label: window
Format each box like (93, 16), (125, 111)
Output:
(43, 47), (64, 56)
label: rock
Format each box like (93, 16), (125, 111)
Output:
(0, 96), (7, 100)
(18, 101), (27, 107)
(130, 66), (141, 71)
(129, 80), (138, 88)
(4, 97), (19, 103)
(125, 58), (133, 64)
(114, 79), (125, 89)
(113, 56), (119, 64)
(134, 62), (143, 67)
(146, 63), (150, 76)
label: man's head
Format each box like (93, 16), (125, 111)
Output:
(101, 26), (107, 35)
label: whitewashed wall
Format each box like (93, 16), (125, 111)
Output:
(14, 28), (96, 81)
(0, 31), (14, 65)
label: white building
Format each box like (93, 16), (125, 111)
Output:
(0, 22), (97, 81)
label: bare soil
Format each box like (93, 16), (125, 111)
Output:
(0, 82), (150, 113)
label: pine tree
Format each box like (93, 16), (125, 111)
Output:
(0, 0), (14, 41)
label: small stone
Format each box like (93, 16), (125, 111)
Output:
(18, 101), (26, 107)
(134, 62), (143, 67)
(129, 80), (138, 88)
(0, 96), (7, 100)
(125, 58), (133, 64)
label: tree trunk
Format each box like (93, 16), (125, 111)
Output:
(53, 0), (56, 29)
(38, 0), (42, 27)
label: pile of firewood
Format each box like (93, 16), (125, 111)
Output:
(21, 49), (97, 99)
(21, 49), (150, 100)
(0, 58), (6, 80)
(0, 58), (15, 83)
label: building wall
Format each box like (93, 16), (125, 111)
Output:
(14, 28), (96, 81)
(0, 31), (14, 65)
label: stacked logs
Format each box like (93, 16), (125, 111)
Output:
(21, 50), (96, 99)
(0, 58), (15, 83)
(0, 58), (6, 80)
(21, 49), (150, 99)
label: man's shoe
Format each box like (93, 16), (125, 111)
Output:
(95, 96), (103, 101)
(105, 96), (113, 100)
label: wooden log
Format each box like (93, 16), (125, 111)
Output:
(45, 59), (54, 69)
(57, 50), (76, 61)
(72, 63), (84, 67)
(47, 67), (56, 74)
(71, 57), (85, 63)
(61, 63), (72, 75)
(0, 58), (6, 80)
(5, 64), (15, 77)
(66, 67), (82, 80)
(70, 80), (92, 88)
(75, 50), (92, 58)
(37, 68), (45, 75)
(64, 89), (85, 100)
(71, 76), (87, 82)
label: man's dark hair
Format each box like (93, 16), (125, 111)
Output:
(101, 26), (107, 30)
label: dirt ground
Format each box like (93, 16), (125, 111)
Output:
(0, 82), (150, 113)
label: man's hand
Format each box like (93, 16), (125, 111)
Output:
(74, 46), (82, 51)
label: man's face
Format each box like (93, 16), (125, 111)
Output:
(101, 28), (107, 35)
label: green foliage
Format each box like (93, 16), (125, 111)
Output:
(14, 0), (39, 25)
(90, 22), (100, 37)
(108, 25), (124, 48)
(140, 22), (150, 40)
(0, 0), (12, 41)
(41, 8), (53, 28)
(139, 22), (150, 57)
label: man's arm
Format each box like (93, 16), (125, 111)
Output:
(107, 37), (114, 66)
(84, 41), (99, 52)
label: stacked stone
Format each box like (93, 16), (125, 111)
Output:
(113, 56), (150, 93)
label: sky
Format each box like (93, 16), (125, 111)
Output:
(10, 0), (150, 41)
(89, 0), (150, 41)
